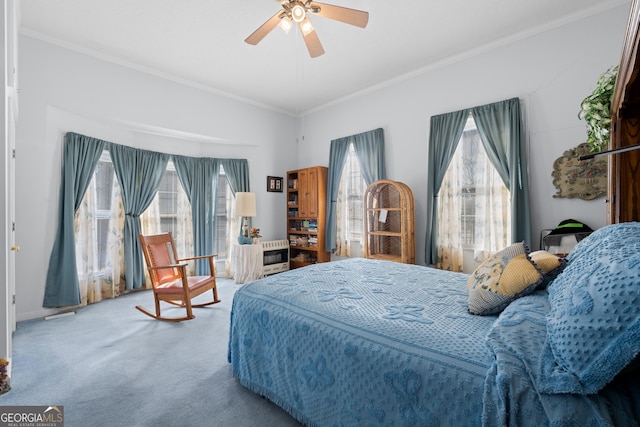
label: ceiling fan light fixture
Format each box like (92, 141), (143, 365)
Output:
(300, 17), (314, 36)
(291, 4), (306, 23)
(279, 16), (293, 33)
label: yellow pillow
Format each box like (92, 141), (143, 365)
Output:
(467, 242), (543, 315)
(529, 250), (565, 288)
(529, 250), (561, 274)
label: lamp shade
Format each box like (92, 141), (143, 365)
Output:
(236, 192), (256, 217)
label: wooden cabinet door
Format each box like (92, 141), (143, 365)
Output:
(298, 169), (308, 217)
(298, 168), (319, 217)
(305, 168), (319, 217)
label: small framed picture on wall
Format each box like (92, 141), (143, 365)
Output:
(267, 176), (283, 192)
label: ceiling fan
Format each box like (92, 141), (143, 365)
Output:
(245, 0), (369, 58)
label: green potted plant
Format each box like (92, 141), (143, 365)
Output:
(578, 66), (618, 152)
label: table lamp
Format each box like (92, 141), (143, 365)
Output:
(236, 192), (256, 244)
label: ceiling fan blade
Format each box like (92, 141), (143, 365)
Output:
(299, 24), (325, 58)
(309, 2), (369, 28)
(245, 11), (285, 45)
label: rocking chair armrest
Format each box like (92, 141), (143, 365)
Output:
(178, 254), (217, 262)
(147, 263), (188, 271)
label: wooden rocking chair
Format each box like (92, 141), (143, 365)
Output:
(137, 233), (221, 321)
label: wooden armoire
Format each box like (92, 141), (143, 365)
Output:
(609, 0), (640, 223)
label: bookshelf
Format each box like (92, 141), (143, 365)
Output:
(287, 167), (330, 268)
(364, 180), (415, 264)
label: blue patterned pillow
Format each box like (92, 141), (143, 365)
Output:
(540, 222), (640, 394)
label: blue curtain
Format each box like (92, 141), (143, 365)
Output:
(110, 144), (168, 289)
(425, 98), (531, 265)
(173, 155), (218, 275)
(325, 136), (350, 253)
(352, 128), (386, 184)
(325, 128), (386, 253)
(43, 133), (106, 307)
(425, 109), (469, 265)
(471, 98), (531, 245)
(219, 158), (251, 236)
(219, 158), (250, 195)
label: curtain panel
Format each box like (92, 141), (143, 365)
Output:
(172, 156), (249, 275)
(219, 158), (250, 195)
(173, 156), (217, 275)
(425, 110), (470, 266)
(110, 144), (169, 290)
(325, 128), (386, 253)
(471, 97), (531, 246)
(44, 133), (106, 307)
(219, 158), (251, 234)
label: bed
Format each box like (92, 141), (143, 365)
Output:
(228, 222), (640, 426)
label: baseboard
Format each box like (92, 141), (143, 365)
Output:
(17, 308), (61, 322)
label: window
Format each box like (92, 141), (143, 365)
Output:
(141, 163), (232, 262)
(94, 152), (116, 272)
(214, 166), (231, 261)
(141, 160), (192, 259)
(335, 143), (367, 256)
(437, 115), (511, 270)
(75, 150), (123, 304)
(155, 166), (181, 235)
(71, 146), (238, 306)
(459, 120), (484, 248)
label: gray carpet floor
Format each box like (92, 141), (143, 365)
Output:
(0, 278), (303, 427)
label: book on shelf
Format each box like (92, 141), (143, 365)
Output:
(290, 220), (302, 231)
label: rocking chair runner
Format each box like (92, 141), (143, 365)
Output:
(137, 233), (221, 321)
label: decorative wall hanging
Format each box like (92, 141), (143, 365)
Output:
(551, 142), (607, 200)
(267, 176), (283, 192)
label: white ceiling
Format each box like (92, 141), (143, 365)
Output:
(19, 0), (629, 115)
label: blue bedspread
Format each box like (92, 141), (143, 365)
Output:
(228, 258), (496, 426)
(228, 258), (640, 426)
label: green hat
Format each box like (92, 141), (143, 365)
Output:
(548, 219), (593, 236)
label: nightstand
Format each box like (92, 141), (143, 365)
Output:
(230, 243), (264, 284)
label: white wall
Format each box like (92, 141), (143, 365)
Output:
(298, 4), (629, 265)
(16, 36), (298, 321)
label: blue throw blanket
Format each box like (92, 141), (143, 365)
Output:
(229, 258), (495, 426)
(483, 291), (640, 426)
